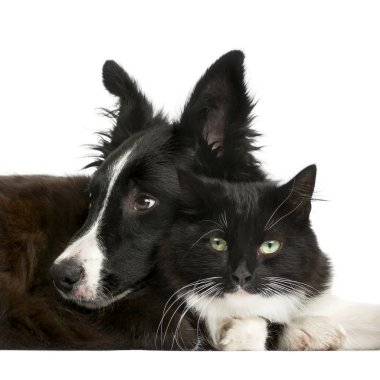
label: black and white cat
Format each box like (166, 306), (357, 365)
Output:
(155, 164), (325, 349)
(155, 165), (380, 350)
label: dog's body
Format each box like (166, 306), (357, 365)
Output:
(0, 176), (199, 349)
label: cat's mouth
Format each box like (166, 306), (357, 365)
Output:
(224, 285), (256, 296)
(234, 288), (252, 296)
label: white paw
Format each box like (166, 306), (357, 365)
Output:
(278, 316), (346, 351)
(217, 317), (268, 351)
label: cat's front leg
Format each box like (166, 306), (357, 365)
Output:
(278, 315), (346, 351)
(216, 317), (268, 351)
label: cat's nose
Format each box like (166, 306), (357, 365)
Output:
(231, 264), (252, 287)
(49, 259), (83, 293)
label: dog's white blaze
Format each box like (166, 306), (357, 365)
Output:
(187, 292), (303, 346)
(55, 148), (134, 297)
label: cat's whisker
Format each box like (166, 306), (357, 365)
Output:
(218, 214), (225, 230)
(219, 211), (228, 230)
(265, 276), (318, 296)
(186, 286), (221, 349)
(158, 282), (216, 348)
(265, 201), (303, 231)
(260, 287), (276, 299)
(189, 286), (222, 351)
(267, 282), (296, 294)
(262, 280), (309, 305)
(160, 277), (220, 320)
(261, 286), (306, 312)
(266, 281), (310, 299)
(273, 283), (315, 297)
(155, 277), (220, 348)
(188, 229), (225, 251)
(199, 219), (224, 230)
(264, 179), (296, 230)
(266, 277), (318, 292)
(171, 284), (221, 350)
(159, 277), (220, 317)
(161, 289), (204, 348)
(194, 288), (222, 349)
(160, 279), (222, 348)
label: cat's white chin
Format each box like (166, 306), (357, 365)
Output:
(231, 288), (251, 296)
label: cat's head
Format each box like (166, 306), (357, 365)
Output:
(158, 165), (331, 312)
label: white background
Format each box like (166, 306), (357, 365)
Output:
(0, 0), (379, 378)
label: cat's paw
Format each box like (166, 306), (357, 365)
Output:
(217, 317), (268, 351)
(278, 315), (346, 351)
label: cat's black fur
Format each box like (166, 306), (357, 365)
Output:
(152, 166), (331, 349)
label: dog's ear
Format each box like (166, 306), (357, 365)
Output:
(88, 60), (167, 168)
(176, 50), (264, 181)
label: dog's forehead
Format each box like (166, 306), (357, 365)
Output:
(91, 125), (174, 191)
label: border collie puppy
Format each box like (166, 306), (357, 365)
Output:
(0, 51), (265, 348)
(48, 50), (264, 311)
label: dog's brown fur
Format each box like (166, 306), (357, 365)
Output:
(0, 175), (106, 349)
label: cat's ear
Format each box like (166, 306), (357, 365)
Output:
(277, 165), (317, 224)
(176, 50), (263, 181)
(87, 60), (166, 167)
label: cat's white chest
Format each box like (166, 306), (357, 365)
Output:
(187, 292), (303, 346)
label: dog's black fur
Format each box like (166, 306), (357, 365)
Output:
(0, 51), (265, 349)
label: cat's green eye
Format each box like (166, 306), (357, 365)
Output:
(259, 240), (281, 255)
(210, 237), (228, 252)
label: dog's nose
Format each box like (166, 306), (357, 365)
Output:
(231, 263), (252, 287)
(49, 260), (83, 293)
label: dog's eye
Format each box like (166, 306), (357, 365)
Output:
(133, 196), (157, 211)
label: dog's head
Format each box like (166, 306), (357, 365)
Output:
(50, 51), (264, 308)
